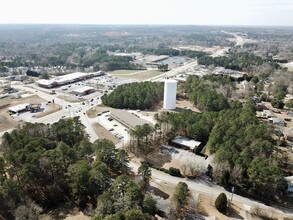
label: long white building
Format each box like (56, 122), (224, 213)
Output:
(36, 71), (105, 88)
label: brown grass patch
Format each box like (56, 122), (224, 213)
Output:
(33, 104), (62, 118)
(92, 123), (119, 144)
(57, 95), (85, 103)
(86, 105), (113, 118)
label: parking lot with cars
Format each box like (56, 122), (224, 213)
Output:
(34, 74), (139, 104)
(96, 110), (130, 141)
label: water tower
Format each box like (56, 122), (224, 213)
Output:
(163, 79), (177, 109)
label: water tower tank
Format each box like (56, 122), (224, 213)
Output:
(163, 79), (177, 109)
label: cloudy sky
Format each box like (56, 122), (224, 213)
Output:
(1, 0), (292, 26)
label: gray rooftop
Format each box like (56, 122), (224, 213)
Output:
(111, 110), (153, 130)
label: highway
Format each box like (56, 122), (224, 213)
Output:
(147, 60), (199, 82)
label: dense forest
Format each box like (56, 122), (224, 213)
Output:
(155, 101), (286, 199)
(101, 82), (164, 110)
(184, 75), (231, 112)
(0, 118), (156, 219)
(138, 48), (207, 58)
(198, 52), (281, 72)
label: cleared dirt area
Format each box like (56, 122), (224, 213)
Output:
(175, 45), (230, 57)
(175, 99), (201, 113)
(33, 103), (62, 118)
(57, 95), (85, 103)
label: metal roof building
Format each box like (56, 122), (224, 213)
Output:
(110, 110), (153, 130)
(8, 103), (30, 114)
(72, 86), (94, 95)
(36, 71), (105, 88)
(171, 136), (202, 150)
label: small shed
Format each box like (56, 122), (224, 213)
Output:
(171, 136), (202, 151)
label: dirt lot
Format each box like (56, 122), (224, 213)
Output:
(175, 99), (201, 113)
(198, 193), (247, 219)
(33, 103), (62, 118)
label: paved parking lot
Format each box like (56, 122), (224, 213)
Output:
(96, 111), (130, 141)
(33, 74), (139, 104)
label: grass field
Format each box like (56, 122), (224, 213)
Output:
(111, 69), (145, 75)
(114, 70), (162, 80)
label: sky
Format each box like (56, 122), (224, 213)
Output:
(1, 0), (293, 26)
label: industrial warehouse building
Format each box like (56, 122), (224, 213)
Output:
(36, 71), (105, 88)
(110, 110), (153, 130)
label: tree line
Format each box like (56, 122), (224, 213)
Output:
(140, 48), (207, 58)
(0, 118), (157, 219)
(102, 82), (164, 110)
(198, 52), (281, 72)
(184, 75), (231, 112)
(148, 74), (287, 200)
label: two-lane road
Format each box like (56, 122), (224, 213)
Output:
(129, 162), (293, 219)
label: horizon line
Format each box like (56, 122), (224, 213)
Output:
(0, 23), (293, 28)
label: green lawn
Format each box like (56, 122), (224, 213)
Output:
(111, 69), (145, 75)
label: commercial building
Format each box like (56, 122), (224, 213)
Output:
(72, 86), (94, 96)
(36, 71), (105, 88)
(110, 110), (153, 130)
(8, 103), (42, 114)
(8, 103), (30, 114)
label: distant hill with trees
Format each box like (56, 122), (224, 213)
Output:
(198, 52), (281, 72)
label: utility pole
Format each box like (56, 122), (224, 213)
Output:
(231, 187), (235, 203)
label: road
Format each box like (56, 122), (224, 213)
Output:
(147, 60), (199, 82)
(130, 162), (293, 219)
(13, 85), (99, 142)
